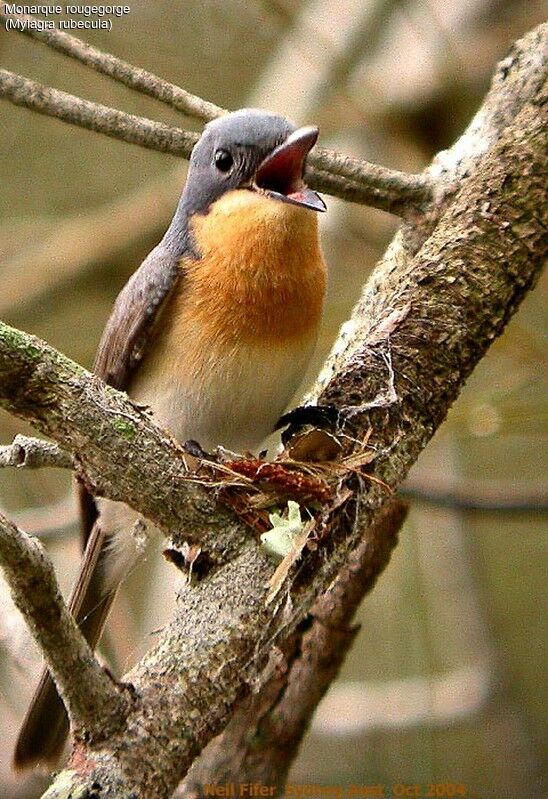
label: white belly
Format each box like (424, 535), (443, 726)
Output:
(130, 337), (315, 453)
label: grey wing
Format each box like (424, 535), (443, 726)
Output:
(80, 243), (185, 542)
(93, 244), (183, 389)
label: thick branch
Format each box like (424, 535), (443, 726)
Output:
(0, 322), (240, 555)
(182, 500), (408, 792)
(0, 510), (129, 742)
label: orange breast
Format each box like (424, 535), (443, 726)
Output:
(174, 189), (327, 348)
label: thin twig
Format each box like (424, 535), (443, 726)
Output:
(0, 0), (430, 209)
(0, 434), (73, 470)
(0, 509), (129, 743)
(307, 154), (431, 214)
(0, 69), (432, 214)
(0, 68), (199, 157)
(0, 1), (224, 122)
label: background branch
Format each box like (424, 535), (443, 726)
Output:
(0, 0), (224, 122)
(0, 22), (432, 217)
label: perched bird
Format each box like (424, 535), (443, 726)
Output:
(14, 108), (327, 769)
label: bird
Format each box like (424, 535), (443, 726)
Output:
(13, 108), (327, 770)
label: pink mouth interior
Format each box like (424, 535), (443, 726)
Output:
(254, 144), (304, 197)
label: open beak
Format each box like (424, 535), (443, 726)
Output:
(253, 126), (326, 212)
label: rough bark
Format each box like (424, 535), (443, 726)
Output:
(0, 434), (72, 469)
(182, 501), (408, 793)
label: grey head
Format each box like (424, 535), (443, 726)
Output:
(180, 108), (325, 217)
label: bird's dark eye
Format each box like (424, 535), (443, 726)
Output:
(214, 149), (234, 173)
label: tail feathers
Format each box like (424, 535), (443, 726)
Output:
(13, 670), (69, 771)
(13, 522), (117, 771)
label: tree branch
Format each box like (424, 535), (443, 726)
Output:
(0, 510), (130, 744)
(0, 434), (72, 469)
(0, 0), (224, 122)
(307, 155), (432, 216)
(0, 69), (200, 158)
(0, 321), (236, 553)
(182, 500), (408, 793)
(0, 40), (433, 216)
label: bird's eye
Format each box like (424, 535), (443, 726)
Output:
(214, 149), (234, 173)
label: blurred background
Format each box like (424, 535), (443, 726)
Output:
(0, 1), (546, 797)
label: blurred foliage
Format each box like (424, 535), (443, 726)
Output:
(0, 1), (546, 797)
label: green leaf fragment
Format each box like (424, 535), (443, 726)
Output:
(261, 500), (305, 561)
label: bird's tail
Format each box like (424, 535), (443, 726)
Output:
(13, 521), (117, 770)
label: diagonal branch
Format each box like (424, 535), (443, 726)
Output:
(79, 85), (545, 794)
(0, 321), (234, 553)
(182, 500), (408, 792)
(0, 510), (130, 743)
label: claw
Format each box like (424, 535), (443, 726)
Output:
(183, 439), (215, 460)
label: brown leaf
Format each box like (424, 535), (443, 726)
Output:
(287, 428), (343, 462)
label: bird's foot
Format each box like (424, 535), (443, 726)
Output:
(275, 404), (344, 447)
(182, 439), (216, 461)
